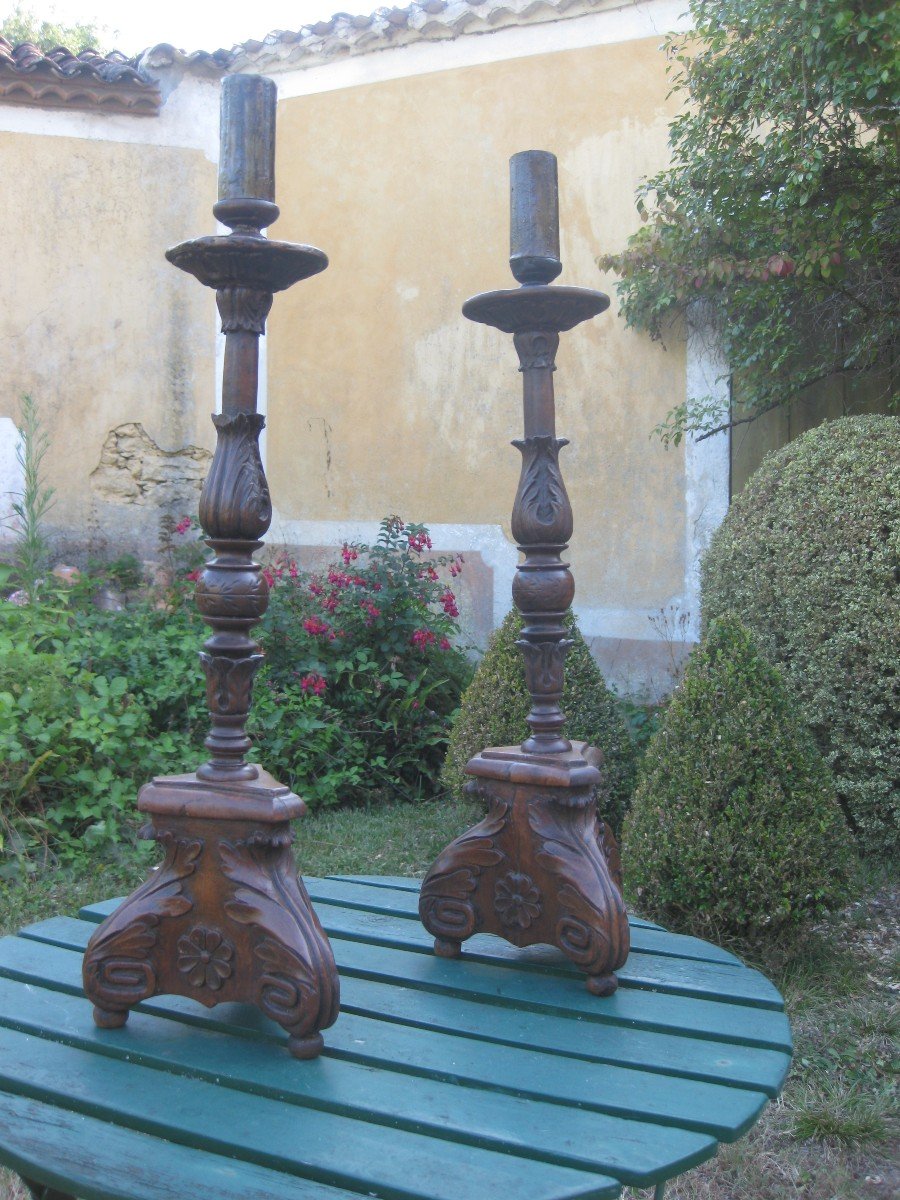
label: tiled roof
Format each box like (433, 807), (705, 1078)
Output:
(0, 38), (163, 114)
(230, 0), (621, 71)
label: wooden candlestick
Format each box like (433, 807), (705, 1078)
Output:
(82, 76), (339, 1058)
(419, 152), (629, 994)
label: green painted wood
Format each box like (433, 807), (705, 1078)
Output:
(80, 892), (740, 973)
(21, 914), (793, 1050)
(76, 895), (777, 1010)
(327, 877), (667, 931)
(0, 951), (769, 1142)
(309, 877), (669, 936)
(4, 921), (792, 1097)
(0, 878), (792, 1200)
(0, 977), (715, 1187)
(0, 1025), (621, 1200)
(0, 1089), (366, 1200)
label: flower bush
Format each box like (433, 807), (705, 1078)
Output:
(256, 516), (471, 807)
(0, 516), (472, 864)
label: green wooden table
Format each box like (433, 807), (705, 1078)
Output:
(0, 875), (791, 1200)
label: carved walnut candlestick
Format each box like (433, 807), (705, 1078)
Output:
(83, 75), (339, 1058)
(419, 152), (630, 994)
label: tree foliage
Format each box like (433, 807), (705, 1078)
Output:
(0, 4), (105, 53)
(599, 0), (899, 444)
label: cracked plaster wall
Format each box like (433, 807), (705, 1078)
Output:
(0, 102), (217, 565)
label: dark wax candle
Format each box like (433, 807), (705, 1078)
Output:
(218, 74), (276, 202)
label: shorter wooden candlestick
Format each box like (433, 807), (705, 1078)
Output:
(420, 151), (629, 993)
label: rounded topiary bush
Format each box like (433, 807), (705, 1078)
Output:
(623, 616), (853, 939)
(442, 609), (637, 831)
(701, 415), (900, 855)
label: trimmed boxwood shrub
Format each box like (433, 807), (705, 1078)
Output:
(441, 609), (637, 832)
(701, 415), (900, 855)
(623, 617), (853, 939)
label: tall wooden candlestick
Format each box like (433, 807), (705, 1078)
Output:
(82, 76), (339, 1058)
(419, 152), (630, 994)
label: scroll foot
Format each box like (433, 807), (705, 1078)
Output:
(586, 973), (618, 997)
(92, 1006), (129, 1028)
(288, 1032), (324, 1060)
(434, 937), (462, 959)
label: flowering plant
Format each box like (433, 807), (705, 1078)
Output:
(252, 517), (472, 807)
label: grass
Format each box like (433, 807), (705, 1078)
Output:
(0, 807), (897, 1200)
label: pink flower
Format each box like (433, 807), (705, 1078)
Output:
(303, 616), (331, 637)
(186, 569), (201, 582)
(408, 531), (433, 554)
(174, 516), (192, 535)
(440, 637), (451, 651)
(341, 543), (359, 565)
(420, 566), (439, 582)
(328, 569), (352, 589)
(288, 560), (299, 579)
(440, 589), (459, 618)
(361, 600), (380, 623)
(411, 628), (436, 650)
(300, 673), (327, 696)
(263, 568), (275, 587)
(309, 581), (325, 597)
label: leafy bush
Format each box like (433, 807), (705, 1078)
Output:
(701, 415), (900, 855)
(441, 609), (637, 832)
(623, 617), (853, 939)
(0, 516), (472, 860)
(257, 517), (472, 806)
(0, 615), (196, 860)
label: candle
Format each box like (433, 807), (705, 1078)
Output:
(509, 150), (562, 285)
(218, 74), (276, 203)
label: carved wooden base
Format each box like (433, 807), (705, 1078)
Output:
(419, 741), (629, 992)
(82, 771), (339, 1059)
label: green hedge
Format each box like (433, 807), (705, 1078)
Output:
(441, 610), (637, 831)
(623, 617), (853, 939)
(701, 415), (900, 855)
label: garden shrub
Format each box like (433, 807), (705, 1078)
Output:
(441, 609), (637, 832)
(0, 516), (471, 861)
(257, 517), (472, 806)
(623, 617), (853, 939)
(701, 415), (900, 855)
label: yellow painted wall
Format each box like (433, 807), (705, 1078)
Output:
(270, 35), (686, 611)
(1, 132), (216, 555)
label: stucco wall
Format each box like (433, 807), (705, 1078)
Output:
(265, 31), (694, 695)
(0, 96), (218, 563)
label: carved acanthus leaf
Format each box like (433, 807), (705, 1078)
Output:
(511, 436), (573, 544)
(216, 286), (274, 335)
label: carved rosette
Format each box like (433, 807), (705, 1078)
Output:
(176, 925), (235, 990)
(494, 871), (542, 929)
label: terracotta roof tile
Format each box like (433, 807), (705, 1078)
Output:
(229, 0), (624, 70)
(0, 37), (162, 114)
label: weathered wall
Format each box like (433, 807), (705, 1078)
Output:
(264, 27), (699, 696)
(0, 79), (218, 565)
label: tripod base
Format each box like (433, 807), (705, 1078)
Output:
(82, 771), (339, 1058)
(420, 741), (629, 991)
